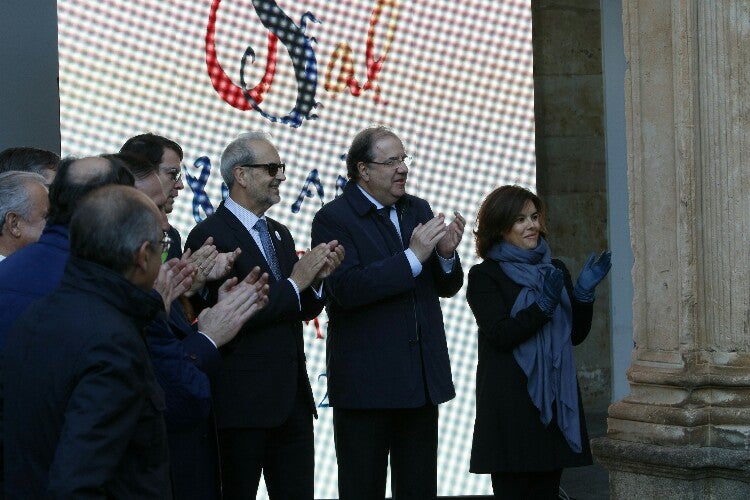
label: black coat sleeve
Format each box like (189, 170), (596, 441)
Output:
(466, 263), (551, 352)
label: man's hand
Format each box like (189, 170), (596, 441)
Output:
(183, 238), (242, 296)
(314, 240), (345, 281)
(436, 211), (465, 259)
(408, 216), (447, 262)
(198, 267), (270, 347)
(289, 243), (330, 291)
(207, 247), (241, 281)
(153, 258), (194, 315)
(182, 238), (218, 297)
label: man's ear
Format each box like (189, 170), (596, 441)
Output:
(4, 212), (22, 238)
(233, 165), (247, 188)
(357, 162), (369, 182)
(133, 240), (152, 273)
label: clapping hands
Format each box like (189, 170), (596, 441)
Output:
(536, 267), (564, 316)
(182, 237), (241, 297)
(573, 251), (612, 302)
(198, 267), (270, 347)
(153, 258), (194, 315)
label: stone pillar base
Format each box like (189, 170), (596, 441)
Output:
(591, 437), (750, 499)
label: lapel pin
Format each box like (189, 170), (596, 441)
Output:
(275, 230), (281, 240)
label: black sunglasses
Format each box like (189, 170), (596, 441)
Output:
(239, 162), (286, 177)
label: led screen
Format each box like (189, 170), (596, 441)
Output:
(58, 0), (535, 496)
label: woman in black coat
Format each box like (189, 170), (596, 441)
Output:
(466, 185), (611, 499)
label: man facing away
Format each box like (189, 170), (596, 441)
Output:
(0, 147), (60, 185)
(3, 185), (172, 498)
(185, 132), (344, 499)
(311, 126), (465, 499)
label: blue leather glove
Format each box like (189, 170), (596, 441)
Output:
(536, 267), (564, 316)
(573, 250), (612, 302)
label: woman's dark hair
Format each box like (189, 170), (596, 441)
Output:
(474, 185), (546, 258)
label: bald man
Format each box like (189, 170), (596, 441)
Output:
(0, 155), (134, 346)
(4, 185), (171, 498)
(116, 151), (269, 500)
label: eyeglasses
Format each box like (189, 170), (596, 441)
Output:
(367, 155), (413, 168)
(239, 162), (286, 177)
(161, 168), (182, 183)
(157, 234), (172, 253)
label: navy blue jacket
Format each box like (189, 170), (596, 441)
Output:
(0, 224), (70, 349)
(0, 224), (221, 499)
(311, 182), (463, 409)
(3, 256), (170, 498)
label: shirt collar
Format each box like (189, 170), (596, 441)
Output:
(224, 195), (264, 232)
(356, 184), (386, 210)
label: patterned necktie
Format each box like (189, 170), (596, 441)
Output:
(254, 218), (282, 280)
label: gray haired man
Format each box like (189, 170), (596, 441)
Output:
(0, 171), (49, 261)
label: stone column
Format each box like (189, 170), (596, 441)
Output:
(591, 1), (750, 497)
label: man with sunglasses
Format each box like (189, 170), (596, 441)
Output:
(311, 126), (465, 499)
(185, 131), (344, 499)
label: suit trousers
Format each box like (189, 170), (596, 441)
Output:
(333, 404), (439, 500)
(218, 385), (314, 500)
(490, 469), (562, 500)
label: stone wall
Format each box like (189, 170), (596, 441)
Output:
(532, 0), (611, 410)
(592, 1), (750, 496)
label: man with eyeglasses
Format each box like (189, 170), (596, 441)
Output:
(116, 151), (271, 500)
(311, 126), (465, 499)
(4, 185), (173, 498)
(121, 133), (186, 260)
(0, 157), (136, 495)
(185, 131), (344, 499)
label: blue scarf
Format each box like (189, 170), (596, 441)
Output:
(487, 238), (582, 453)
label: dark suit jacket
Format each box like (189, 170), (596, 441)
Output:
(0, 225), (222, 499)
(185, 202), (324, 429)
(3, 256), (171, 499)
(311, 182), (463, 409)
(466, 259), (594, 473)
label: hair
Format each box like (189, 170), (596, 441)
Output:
(113, 152), (160, 181)
(0, 171), (48, 236)
(220, 131), (273, 189)
(0, 147), (60, 176)
(47, 155), (135, 227)
(346, 126), (400, 182)
(70, 185), (162, 274)
(474, 185), (547, 258)
(120, 133), (183, 165)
